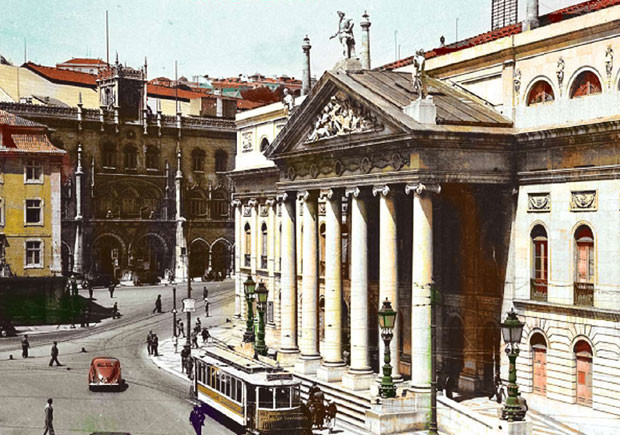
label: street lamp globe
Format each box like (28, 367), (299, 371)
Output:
(378, 297), (397, 399)
(244, 276), (256, 298)
(255, 282), (268, 305)
(501, 308), (524, 346)
(378, 298), (397, 331)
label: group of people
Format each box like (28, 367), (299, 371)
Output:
(146, 330), (160, 356)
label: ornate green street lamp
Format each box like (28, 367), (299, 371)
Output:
(501, 308), (527, 422)
(254, 282), (269, 356)
(243, 276), (256, 343)
(378, 298), (398, 398)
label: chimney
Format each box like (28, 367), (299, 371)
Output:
(523, 0), (539, 31)
(360, 11), (371, 69)
(301, 35), (312, 96)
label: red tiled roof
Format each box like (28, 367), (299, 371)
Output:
(378, 0), (620, 71)
(146, 83), (206, 101)
(0, 109), (64, 154)
(0, 110), (47, 128)
(24, 62), (97, 87)
(237, 99), (266, 110)
(58, 58), (108, 66)
(7, 134), (65, 154)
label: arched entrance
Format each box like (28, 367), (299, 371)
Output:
(92, 234), (124, 279)
(211, 239), (231, 279)
(61, 242), (72, 275)
(531, 332), (548, 396)
(574, 340), (593, 406)
(190, 239), (210, 279)
(133, 234), (169, 278)
(444, 315), (465, 384)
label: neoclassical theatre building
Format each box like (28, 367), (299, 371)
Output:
(232, 0), (620, 428)
(0, 59), (236, 282)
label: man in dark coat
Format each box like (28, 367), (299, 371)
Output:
(201, 327), (210, 344)
(21, 334), (30, 358)
(87, 282), (94, 300)
(153, 295), (162, 313)
(189, 405), (205, 435)
(152, 334), (159, 356)
(49, 342), (62, 366)
(146, 330), (154, 355)
(43, 398), (55, 435)
(181, 344), (190, 373)
(108, 282), (115, 298)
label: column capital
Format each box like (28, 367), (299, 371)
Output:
(297, 190), (318, 202)
(247, 199), (258, 208)
(372, 185), (391, 197)
(231, 199), (242, 208)
(405, 183), (441, 196)
(265, 198), (276, 207)
(319, 188), (343, 201)
(344, 187), (360, 198)
(277, 192), (289, 203)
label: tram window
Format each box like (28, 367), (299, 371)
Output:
(236, 380), (243, 402)
(275, 387), (292, 409)
(292, 387), (301, 407)
(258, 387), (274, 409)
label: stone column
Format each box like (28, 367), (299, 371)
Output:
(295, 190), (321, 374)
(406, 183), (440, 393)
(249, 199), (258, 276)
(317, 189), (346, 382)
(278, 193), (299, 366)
(360, 11), (372, 70)
(342, 187), (375, 391)
(266, 198), (277, 327)
(373, 185), (400, 380)
(72, 144), (84, 274)
(174, 149), (187, 281)
(232, 199), (242, 319)
(301, 36), (312, 96)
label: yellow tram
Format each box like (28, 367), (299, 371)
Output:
(192, 342), (309, 434)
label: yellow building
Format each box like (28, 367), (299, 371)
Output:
(0, 109), (65, 277)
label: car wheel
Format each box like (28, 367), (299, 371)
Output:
(0, 329), (6, 337)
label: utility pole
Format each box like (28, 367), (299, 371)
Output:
(429, 284), (438, 434)
(106, 10), (110, 65)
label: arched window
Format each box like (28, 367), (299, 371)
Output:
(189, 190), (206, 217)
(210, 191), (229, 219)
(145, 146), (159, 170)
(260, 138), (269, 152)
(531, 333), (547, 396)
(260, 223), (268, 270)
(570, 71), (602, 98)
(527, 81), (554, 105)
(244, 223), (251, 268)
(319, 222), (326, 277)
(124, 146), (137, 169)
(574, 225), (594, 306)
(103, 143), (117, 168)
(121, 189), (139, 217)
(531, 225), (548, 301)
(574, 340), (593, 406)
(192, 149), (205, 172)
(215, 150), (228, 172)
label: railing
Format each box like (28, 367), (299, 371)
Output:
(260, 255), (268, 270)
(244, 254), (251, 268)
(530, 279), (548, 302)
(574, 282), (594, 306)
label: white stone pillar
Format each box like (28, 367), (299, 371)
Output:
(295, 190), (321, 374)
(232, 199), (242, 318)
(406, 183), (440, 392)
(373, 185), (400, 380)
(249, 199), (258, 276)
(266, 198), (276, 327)
(50, 160), (62, 275)
(278, 193), (299, 366)
(317, 189), (346, 382)
(342, 187), (374, 390)
(174, 149), (187, 281)
(73, 144), (84, 274)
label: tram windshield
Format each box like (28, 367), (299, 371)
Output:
(256, 385), (301, 410)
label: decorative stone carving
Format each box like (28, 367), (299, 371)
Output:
(330, 11), (356, 59)
(556, 57), (565, 94)
(259, 204), (269, 217)
(242, 132), (253, 152)
(286, 166), (296, 180)
(412, 49), (428, 99)
(514, 69), (522, 95)
(334, 160), (344, 176)
(360, 156), (372, 174)
(405, 183), (441, 196)
(283, 88), (295, 116)
(527, 193), (550, 212)
(242, 206), (252, 217)
(306, 92), (383, 142)
(318, 202), (326, 216)
(310, 164), (319, 179)
(570, 190), (597, 211)
(606, 46), (614, 86)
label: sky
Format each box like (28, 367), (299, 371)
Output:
(1, 0), (579, 81)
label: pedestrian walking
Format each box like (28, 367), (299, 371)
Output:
(173, 335), (179, 353)
(202, 286), (208, 300)
(49, 342), (62, 367)
(177, 319), (185, 337)
(87, 282), (94, 300)
(112, 302), (121, 319)
(201, 327), (210, 344)
(152, 334), (159, 356)
(191, 330), (199, 348)
(146, 330), (154, 355)
(204, 296), (210, 317)
(186, 354), (194, 380)
(189, 405), (205, 435)
(21, 334), (30, 358)
(181, 344), (190, 373)
(71, 275), (78, 297)
(153, 294), (162, 313)
(43, 398), (55, 435)
(108, 282), (115, 298)
(195, 317), (201, 331)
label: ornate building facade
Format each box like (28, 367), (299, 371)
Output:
(233, 1), (620, 431)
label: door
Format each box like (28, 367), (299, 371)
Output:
(576, 354), (592, 406)
(532, 345), (547, 395)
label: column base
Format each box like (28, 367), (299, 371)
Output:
(294, 355), (321, 375)
(316, 362), (347, 382)
(277, 348), (300, 367)
(342, 369), (375, 391)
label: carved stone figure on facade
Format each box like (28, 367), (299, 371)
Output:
(412, 49), (428, 99)
(606, 46), (614, 85)
(283, 88), (295, 116)
(330, 11), (356, 59)
(556, 57), (565, 94)
(514, 69), (522, 95)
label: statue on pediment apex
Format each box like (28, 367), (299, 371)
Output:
(330, 11), (356, 59)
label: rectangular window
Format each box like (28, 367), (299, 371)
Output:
(191, 198), (206, 217)
(25, 199), (42, 225)
(25, 159), (43, 183)
(576, 244), (594, 282)
(267, 301), (274, 324)
(25, 240), (42, 267)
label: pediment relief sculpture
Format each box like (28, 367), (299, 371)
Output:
(570, 190), (597, 211)
(306, 92), (383, 143)
(528, 193), (550, 212)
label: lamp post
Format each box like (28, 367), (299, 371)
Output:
(172, 286), (177, 337)
(254, 281), (268, 356)
(378, 298), (397, 398)
(243, 276), (256, 343)
(501, 308), (527, 422)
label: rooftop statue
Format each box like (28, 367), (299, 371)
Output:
(412, 49), (428, 99)
(330, 11), (356, 59)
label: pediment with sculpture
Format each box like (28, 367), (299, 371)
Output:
(305, 91), (383, 143)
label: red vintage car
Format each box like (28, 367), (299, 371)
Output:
(88, 357), (124, 390)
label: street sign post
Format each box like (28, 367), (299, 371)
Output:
(182, 298), (196, 313)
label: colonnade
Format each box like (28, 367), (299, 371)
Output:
(234, 182), (439, 392)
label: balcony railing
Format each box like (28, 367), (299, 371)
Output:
(574, 282), (594, 306)
(260, 255), (268, 270)
(244, 254), (251, 268)
(530, 279), (548, 302)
